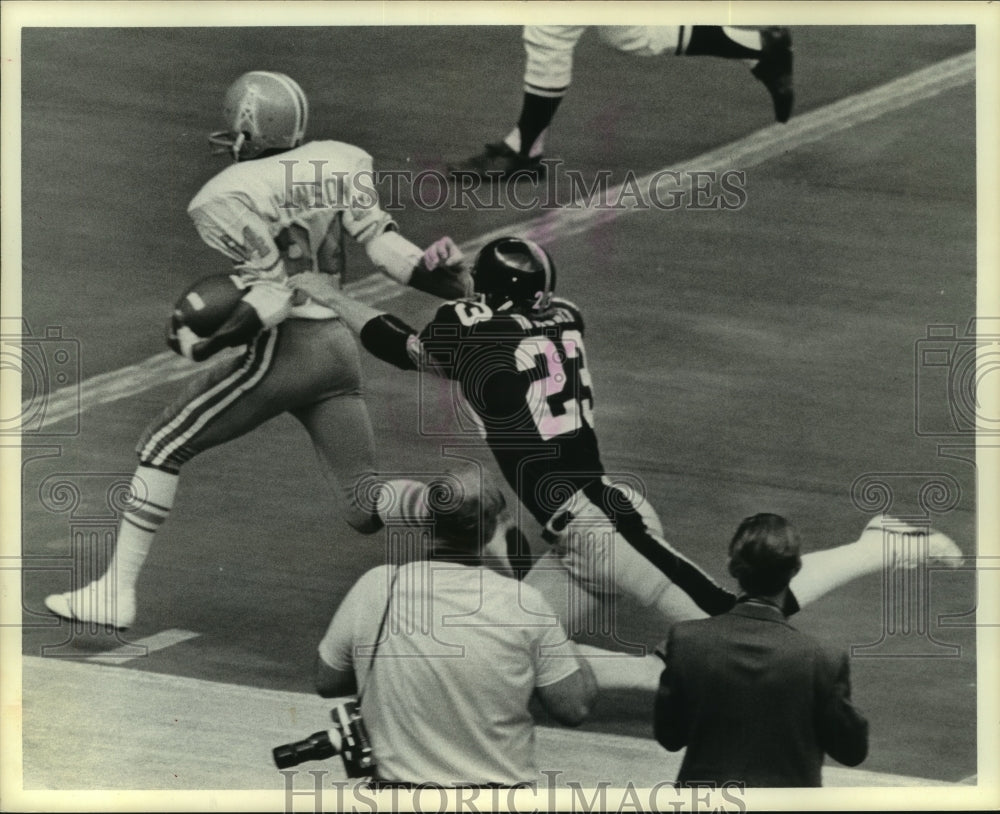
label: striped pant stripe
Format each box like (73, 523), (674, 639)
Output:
(139, 330), (278, 468)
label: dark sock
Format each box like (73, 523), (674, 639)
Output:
(515, 91), (564, 157)
(684, 26), (762, 60)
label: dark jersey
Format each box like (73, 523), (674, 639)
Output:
(415, 297), (605, 526)
(386, 296), (741, 617)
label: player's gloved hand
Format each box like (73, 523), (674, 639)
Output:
(166, 317), (221, 363)
(167, 317), (209, 361)
(166, 299), (265, 363)
(410, 236), (472, 299)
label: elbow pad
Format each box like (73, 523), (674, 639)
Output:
(359, 314), (418, 370)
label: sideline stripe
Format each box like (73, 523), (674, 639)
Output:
(22, 51), (975, 430)
(21, 655), (961, 788)
(83, 628), (201, 664)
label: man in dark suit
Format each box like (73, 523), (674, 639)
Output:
(653, 513), (869, 787)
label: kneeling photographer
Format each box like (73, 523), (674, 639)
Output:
(302, 472), (597, 787)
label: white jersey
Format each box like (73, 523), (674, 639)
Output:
(187, 140), (398, 319)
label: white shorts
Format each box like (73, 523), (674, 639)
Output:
(523, 25), (682, 91)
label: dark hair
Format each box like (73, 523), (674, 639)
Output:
(727, 513), (802, 596)
(428, 473), (506, 551)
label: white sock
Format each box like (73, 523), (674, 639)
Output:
(503, 127), (521, 154)
(502, 126), (548, 159)
(791, 541), (881, 607)
(100, 465), (179, 595)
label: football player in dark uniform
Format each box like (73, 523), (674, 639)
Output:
(291, 237), (965, 644)
(292, 236), (738, 634)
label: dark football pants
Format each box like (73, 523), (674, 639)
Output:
(523, 477), (735, 640)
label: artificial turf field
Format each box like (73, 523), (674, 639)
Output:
(8, 19), (990, 797)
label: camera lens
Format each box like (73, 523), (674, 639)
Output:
(272, 730), (337, 769)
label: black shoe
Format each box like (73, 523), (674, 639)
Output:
(447, 142), (546, 181)
(751, 27), (793, 123)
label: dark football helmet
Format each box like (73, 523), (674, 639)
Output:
(472, 237), (556, 313)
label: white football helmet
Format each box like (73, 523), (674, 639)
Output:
(209, 71), (309, 161)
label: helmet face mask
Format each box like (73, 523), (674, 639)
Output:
(209, 71), (309, 161)
(472, 238), (556, 314)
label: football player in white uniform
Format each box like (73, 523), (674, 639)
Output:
(45, 71), (466, 629)
(448, 26), (793, 179)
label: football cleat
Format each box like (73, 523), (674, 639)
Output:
(472, 237), (556, 313)
(859, 515), (964, 569)
(209, 71), (309, 161)
(171, 273), (248, 338)
(447, 142), (547, 181)
(751, 27), (794, 123)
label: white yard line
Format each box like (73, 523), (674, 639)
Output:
(82, 628), (201, 664)
(21, 51), (975, 431)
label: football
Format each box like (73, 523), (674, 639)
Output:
(172, 273), (248, 337)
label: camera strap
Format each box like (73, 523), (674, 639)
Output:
(358, 565), (399, 704)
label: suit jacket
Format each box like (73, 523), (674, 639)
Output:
(654, 599), (869, 787)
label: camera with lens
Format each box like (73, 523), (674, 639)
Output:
(273, 700), (376, 778)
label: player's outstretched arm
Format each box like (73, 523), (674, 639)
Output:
(292, 273), (384, 334)
(290, 273), (420, 371)
(365, 233), (471, 299)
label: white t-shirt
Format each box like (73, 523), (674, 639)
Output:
(318, 561), (581, 786)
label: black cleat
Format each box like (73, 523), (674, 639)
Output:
(447, 142), (546, 181)
(751, 27), (794, 123)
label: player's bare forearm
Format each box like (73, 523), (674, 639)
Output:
(289, 272), (418, 370)
(290, 273), (384, 335)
